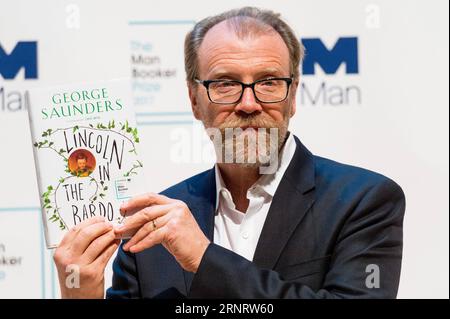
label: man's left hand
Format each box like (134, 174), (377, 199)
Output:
(114, 193), (210, 273)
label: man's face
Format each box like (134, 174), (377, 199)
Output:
(77, 158), (87, 170)
(189, 20), (298, 167)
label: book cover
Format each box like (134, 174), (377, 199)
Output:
(27, 78), (147, 248)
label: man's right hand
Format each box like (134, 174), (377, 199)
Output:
(53, 216), (120, 299)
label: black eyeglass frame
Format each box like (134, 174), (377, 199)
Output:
(194, 76), (294, 104)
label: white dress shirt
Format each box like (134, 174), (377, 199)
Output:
(213, 133), (297, 261)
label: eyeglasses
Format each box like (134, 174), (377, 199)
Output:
(194, 76), (293, 104)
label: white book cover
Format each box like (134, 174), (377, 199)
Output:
(27, 78), (148, 248)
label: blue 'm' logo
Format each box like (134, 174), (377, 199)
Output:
(0, 41), (38, 80)
(302, 37), (358, 75)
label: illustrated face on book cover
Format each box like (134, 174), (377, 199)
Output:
(68, 149), (95, 177)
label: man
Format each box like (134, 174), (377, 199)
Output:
(53, 7), (405, 299)
(73, 152), (93, 177)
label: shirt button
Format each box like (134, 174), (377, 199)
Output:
(242, 231), (249, 239)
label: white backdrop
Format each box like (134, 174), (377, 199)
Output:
(0, 0), (448, 299)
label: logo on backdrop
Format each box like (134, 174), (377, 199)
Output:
(0, 41), (38, 80)
(300, 36), (361, 106)
(0, 41), (38, 114)
(128, 20), (195, 125)
(0, 242), (23, 283)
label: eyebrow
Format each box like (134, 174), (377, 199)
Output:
(208, 67), (287, 80)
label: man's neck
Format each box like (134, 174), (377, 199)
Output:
(217, 163), (260, 213)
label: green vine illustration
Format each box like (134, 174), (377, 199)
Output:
(34, 128), (68, 160)
(124, 160), (143, 177)
(34, 121), (143, 229)
(88, 178), (108, 202)
(41, 184), (66, 230)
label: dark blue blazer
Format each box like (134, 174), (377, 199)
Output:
(106, 136), (405, 298)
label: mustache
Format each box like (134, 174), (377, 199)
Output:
(217, 115), (279, 130)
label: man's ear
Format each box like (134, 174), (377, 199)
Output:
(188, 82), (201, 120)
(289, 78), (299, 118)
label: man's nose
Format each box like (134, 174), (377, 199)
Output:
(234, 87), (262, 114)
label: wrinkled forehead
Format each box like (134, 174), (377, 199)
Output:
(197, 19), (291, 78)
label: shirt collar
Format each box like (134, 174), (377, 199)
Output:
(214, 132), (297, 210)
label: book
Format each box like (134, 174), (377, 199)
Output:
(27, 78), (147, 248)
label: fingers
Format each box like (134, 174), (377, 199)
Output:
(92, 239), (120, 270)
(59, 216), (105, 248)
(70, 221), (113, 256)
(115, 204), (174, 235)
(120, 192), (172, 216)
(122, 215), (168, 251)
(127, 226), (167, 254)
(82, 229), (117, 264)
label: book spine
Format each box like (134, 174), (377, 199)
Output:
(27, 105), (57, 249)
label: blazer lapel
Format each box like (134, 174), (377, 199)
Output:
(187, 168), (216, 239)
(252, 136), (316, 269)
(183, 168), (216, 293)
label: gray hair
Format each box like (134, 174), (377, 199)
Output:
(184, 7), (304, 83)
